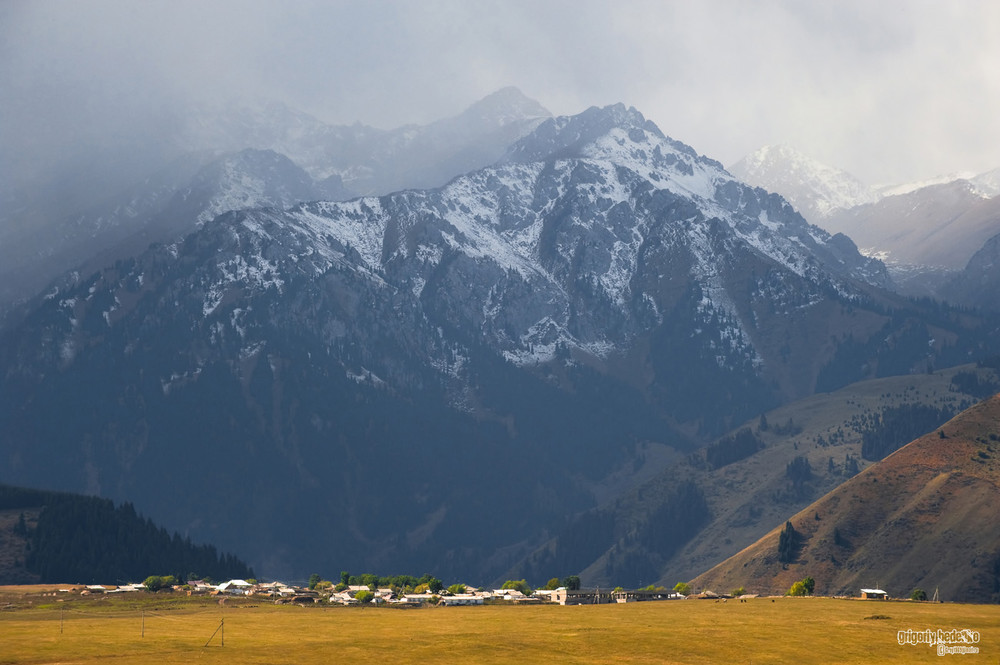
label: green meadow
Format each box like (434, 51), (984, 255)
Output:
(1, 595), (996, 664)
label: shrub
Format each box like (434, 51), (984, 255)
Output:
(143, 575), (177, 592)
(786, 576), (815, 597)
(501, 579), (533, 595)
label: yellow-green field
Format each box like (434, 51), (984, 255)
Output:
(1, 594), (996, 664)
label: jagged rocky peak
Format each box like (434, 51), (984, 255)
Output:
(505, 103), (669, 163)
(500, 103), (735, 207)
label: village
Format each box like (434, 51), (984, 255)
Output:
(61, 579), (895, 606)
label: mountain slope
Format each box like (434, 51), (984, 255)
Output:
(941, 230), (1000, 312)
(691, 392), (1000, 603)
(0, 149), (336, 310)
(825, 181), (1000, 270)
(506, 364), (993, 588)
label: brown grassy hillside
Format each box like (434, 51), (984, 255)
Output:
(692, 394), (1000, 602)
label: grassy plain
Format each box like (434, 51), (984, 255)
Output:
(1, 592), (996, 664)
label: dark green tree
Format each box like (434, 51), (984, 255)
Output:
(561, 575), (581, 590)
(778, 521), (798, 563)
(13, 512), (28, 537)
(308, 573), (321, 590)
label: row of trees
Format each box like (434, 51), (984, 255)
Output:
(859, 403), (955, 461)
(304, 572), (582, 597)
(703, 428), (764, 470)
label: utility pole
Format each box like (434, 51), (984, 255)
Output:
(204, 618), (225, 647)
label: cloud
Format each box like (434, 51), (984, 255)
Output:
(2, 0), (998, 186)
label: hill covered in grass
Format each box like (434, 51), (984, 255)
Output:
(508, 363), (996, 589)
(692, 392), (1000, 603)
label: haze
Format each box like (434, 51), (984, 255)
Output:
(2, 0), (999, 188)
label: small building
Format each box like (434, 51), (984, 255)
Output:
(329, 591), (357, 605)
(441, 594), (484, 606)
(550, 588), (616, 605)
(402, 593), (437, 604)
(217, 579), (252, 595)
(861, 588), (888, 600)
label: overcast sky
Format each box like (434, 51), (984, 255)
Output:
(3, 0), (999, 185)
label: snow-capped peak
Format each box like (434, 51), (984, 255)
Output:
(729, 144), (877, 220)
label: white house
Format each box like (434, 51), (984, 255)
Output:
(217, 579), (252, 594)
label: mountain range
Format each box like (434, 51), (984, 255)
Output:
(731, 145), (1000, 302)
(2, 92), (1000, 585)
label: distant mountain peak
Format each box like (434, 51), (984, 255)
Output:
(730, 145), (876, 220)
(464, 87), (551, 125)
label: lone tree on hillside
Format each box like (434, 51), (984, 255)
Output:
(778, 521), (799, 563)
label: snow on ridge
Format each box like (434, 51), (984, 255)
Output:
(874, 171), (980, 199)
(435, 166), (551, 278)
(291, 198), (388, 272)
(583, 128), (720, 202)
(203, 252), (284, 317)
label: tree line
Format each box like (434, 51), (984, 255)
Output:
(1, 484), (253, 584)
